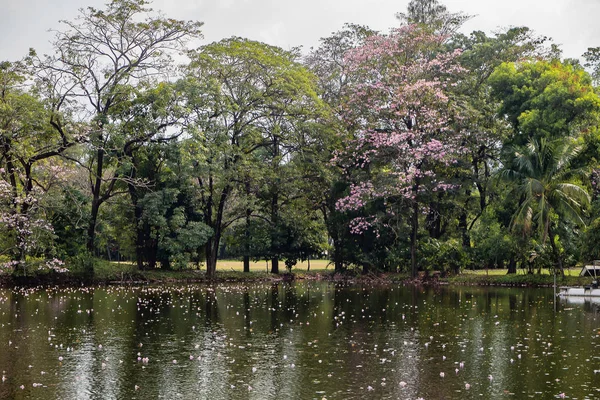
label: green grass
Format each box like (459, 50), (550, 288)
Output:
(449, 269), (588, 287)
(85, 258), (333, 283)
(216, 259), (331, 272)
(461, 267), (583, 277)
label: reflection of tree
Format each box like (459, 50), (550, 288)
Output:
(243, 289), (252, 337)
(204, 286), (219, 324)
(269, 283), (280, 333)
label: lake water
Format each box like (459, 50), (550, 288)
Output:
(0, 282), (599, 399)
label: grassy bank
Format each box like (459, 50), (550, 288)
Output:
(445, 267), (590, 287)
(0, 259), (335, 286)
(0, 258), (593, 287)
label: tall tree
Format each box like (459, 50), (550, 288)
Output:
(396, 0), (471, 37)
(451, 27), (551, 254)
(184, 38), (323, 277)
(30, 0), (203, 253)
(334, 24), (466, 277)
(305, 24), (376, 272)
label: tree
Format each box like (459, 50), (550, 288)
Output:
(334, 24), (466, 277)
(106, 80), (206, 269)
(30, 0), (203, 254)
(184, 37), (323, 277)
(489, 59), (600, 271)
(396, 0), (471, 37)
(450, 27), (551, 253)
(583, 47), (600, 86)
(304, 24), (376, 272)
(0, 61), (77, 272)
(501, 137), (590, 275)
(489, 60), (599, 146)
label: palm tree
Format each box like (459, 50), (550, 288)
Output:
(501, 137), (590, 275)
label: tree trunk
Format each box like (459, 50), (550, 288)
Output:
(86, 198), (100, 253)
(426, 200), (443, 239)
(458, 209), (470, 248)
(205, 237), (218, 278)
(148, 235), (158, 269)
(333, 237), (344, 273)
(548, 226), (564, 277)
(270, 135), (280, 274)
(507, 257), (516, 274)
(271, 256), (279, 274)
(87, 147), (105, 252)
(243, 179), (251, 273)
(203, 174), (230, 278)
(134, 212), (145, 270)
(410, 184), (419, 279)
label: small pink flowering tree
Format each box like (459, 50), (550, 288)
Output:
(334, 24), (466, 277)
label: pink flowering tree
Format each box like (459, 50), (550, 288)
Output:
(334, 24), (466, 277)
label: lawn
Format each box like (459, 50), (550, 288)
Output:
(216, 259), (332, 272)
(90, 258), (332, 280)
(462, 267), (583, 277)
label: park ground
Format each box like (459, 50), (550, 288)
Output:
(1, 258), (592, 288)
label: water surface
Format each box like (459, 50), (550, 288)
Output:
(0, 283), (599, 399)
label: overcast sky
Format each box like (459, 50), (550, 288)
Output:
(1, 0), (599, 62)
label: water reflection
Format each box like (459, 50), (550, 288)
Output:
(0, 284), (599, 399)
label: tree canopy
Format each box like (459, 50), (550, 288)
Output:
(1, 0), (600, 278)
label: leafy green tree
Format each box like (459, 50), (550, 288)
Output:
(30, 0), (203, 254)
(253, 142), (330, 273)
(489, 60), (600, 146)
(184, 37), (323, 277)
(489, 59), (600, 272)
(450, 27), (551, 254)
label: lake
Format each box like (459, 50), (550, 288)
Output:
(0, 282), (598, 399)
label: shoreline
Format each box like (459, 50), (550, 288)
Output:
(0, 269), (588, 289)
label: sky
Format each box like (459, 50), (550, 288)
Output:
(1, 0), (599, 62)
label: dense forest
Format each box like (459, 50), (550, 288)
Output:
(1, 0), (600, 278)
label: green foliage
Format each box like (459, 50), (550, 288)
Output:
(501, 137), (590, 243)
(579, 200), (600, 262)
(66, 251), (96, 279)
(470, 211), (516, 268)
(3, 0), (600, 280)
(420, 238), (468, 274)
(489, 60), (600, 145)
(184, 37), (327, 275)
(49, 187), (90, 258)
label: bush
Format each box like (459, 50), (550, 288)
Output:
(420, 238), (468, 274)
(66, 251), (96, 279)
